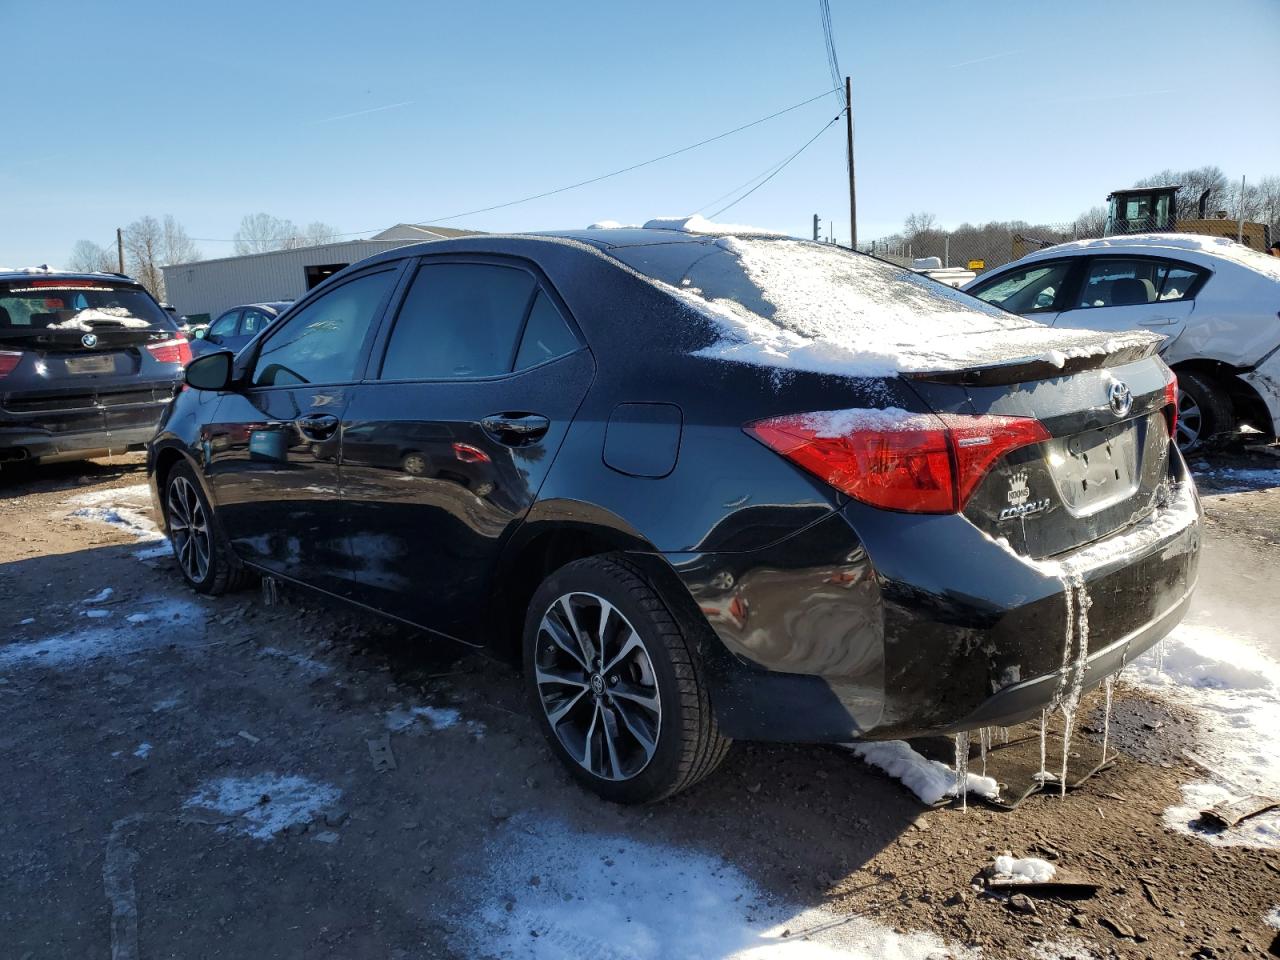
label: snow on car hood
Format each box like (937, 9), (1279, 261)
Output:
(654, 236), (1160, 377)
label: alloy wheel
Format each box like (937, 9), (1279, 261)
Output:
(1176, 388), (1202, 452)
(167, 475), (211, 583)
(533, 592), (662, 781)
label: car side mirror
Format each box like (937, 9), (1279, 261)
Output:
(185, 350), (235, 391)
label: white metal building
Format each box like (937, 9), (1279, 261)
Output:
(160, 224), (478, 323)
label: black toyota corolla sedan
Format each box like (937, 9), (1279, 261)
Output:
(148, 225), (1200, 803)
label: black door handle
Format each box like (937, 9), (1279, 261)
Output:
(481, 413), (550, 445)
(296, 413), (339, 441)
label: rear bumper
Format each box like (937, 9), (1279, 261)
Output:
(670, 476), (1201, 743)
(0, 385), (172, 463)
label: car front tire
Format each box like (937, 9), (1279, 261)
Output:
(523, 555), (730, 803)
(164, 461), (250, 595)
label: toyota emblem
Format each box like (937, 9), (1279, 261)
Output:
(1108, 380), (1133, 417)
(81, 333), (98, 348)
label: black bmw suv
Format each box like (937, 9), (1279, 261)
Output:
(0, 269), (190, 467)
(149, 227), (1200, 803)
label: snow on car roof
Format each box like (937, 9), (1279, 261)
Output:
(1023, 233), (1280, 282)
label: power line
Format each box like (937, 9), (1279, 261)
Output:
(180, 86), (839, 244)
(709, 113), (842, 220)
(818, 0), (842, 97)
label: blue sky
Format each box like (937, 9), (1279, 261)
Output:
(5, 0), (1278, 266)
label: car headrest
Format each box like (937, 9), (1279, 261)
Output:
(1110, 277), (1151, 306)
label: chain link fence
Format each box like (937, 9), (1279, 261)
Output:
(857, 215), (1274, 284)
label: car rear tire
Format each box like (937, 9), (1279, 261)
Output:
(1176, 370), (1234, 453)
(164, 461), (250, 595)
(523, 554), (730, 803)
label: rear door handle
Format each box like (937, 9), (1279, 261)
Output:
(1137, 317), (1178, 326)
(481, 413), (550, 445)
(296, 413), (339, 441)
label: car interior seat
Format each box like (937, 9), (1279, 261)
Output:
(1109, 277), (1153, 306)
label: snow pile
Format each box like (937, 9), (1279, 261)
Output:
(460, 816), (975, 959)
(46, 307), (153, 331)
(658, 237), (1158, 377)
(385, 704), (461, 732)
(587, 220), (639, 230)
(184, 773), (341, 840)
(842, 740), (1000, 805)
(66, 483), (165, 545)
(1129, 620), (1280, 848)
(992, 854), (1056, 884)
(642, 214), (786, 236)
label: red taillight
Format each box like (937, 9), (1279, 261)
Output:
(1163, 371), (1178, 440)
(146, 337), (192, 366)
(0, 350), (22, 378)
(746, 409), (1051, 514)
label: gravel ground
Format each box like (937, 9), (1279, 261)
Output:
(1, 451), (1278, 959)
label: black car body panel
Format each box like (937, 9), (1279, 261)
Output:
(1, 271), (186, 464)
(149, 229), (1200, 744)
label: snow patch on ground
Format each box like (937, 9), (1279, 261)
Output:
(1266, 906), (1280, 929)
(0, 597), (203, 668)
(258, 646), (332, 675)
(66, 484), (163, 544)
(83, 609), (111, 619)
(1130, 621), (1280, 848)
(1192, 465), (1280, 493)
(461, 816), (974, 960)
(85, 587), (114, 604)
(385, 704), (462, 732)
(134, 742), (152, 759)
(841, 741), (1000, 806)
(183, 773), (341, 840)
(992, 854), (1056, 883)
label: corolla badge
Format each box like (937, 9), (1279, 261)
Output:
(999, 470), (1050, 521)
(1108, 380), (1133, 417)
(81, 333), (98, 348)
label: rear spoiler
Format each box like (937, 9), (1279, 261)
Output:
(907, 337), (1163, 387)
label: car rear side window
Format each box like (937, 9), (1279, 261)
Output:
(252, 270), (395, 386)
(380, 263), (537, 380)
(1075, 257), (1205, 308)
(515, 291), (578, 370)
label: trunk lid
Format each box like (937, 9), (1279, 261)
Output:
(908, 343), (1175, 559)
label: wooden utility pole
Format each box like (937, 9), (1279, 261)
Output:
(116, 228), (125, 273)
(845, 76), (857, 250)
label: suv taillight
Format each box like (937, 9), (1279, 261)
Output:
(1163, 371), (1178, 441)
(146, 337), (192, 365)
(746, 409), (1050, 514)
(0, 350), (22, 378)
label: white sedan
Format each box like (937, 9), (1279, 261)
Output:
(963, 233), (1280, 452)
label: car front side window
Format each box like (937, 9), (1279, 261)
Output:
(209, 311), (240, 337)
(240, 308), (271, 336)
(252, 270), (397, 387)
(970, 261), (1071, 314)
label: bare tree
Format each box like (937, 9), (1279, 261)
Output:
(123, 216), (166, 299)
(1134, 166), (1229, 219)
(1072, 206), (1107, 238)
(1255, 176), (1280, 241)
(162, 215), (201, 265)
(903, 212), (938, 238)
(67, 239), (117, 273)
(299, 221), (338, 246)
(234, 213), (297, 254)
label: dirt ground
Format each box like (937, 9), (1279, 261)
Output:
(2, 450), (1278, 959)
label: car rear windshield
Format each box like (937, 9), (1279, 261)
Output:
(0, 279), (174, 332)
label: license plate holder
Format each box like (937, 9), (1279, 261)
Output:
(65, 354), (116, 375)
(1060, 420), (1139, 513)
